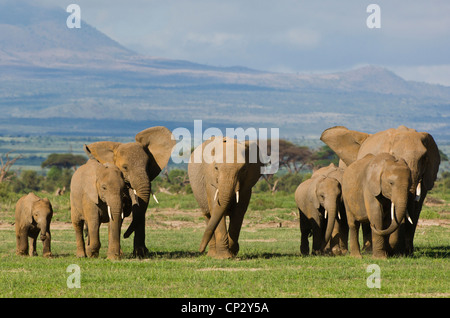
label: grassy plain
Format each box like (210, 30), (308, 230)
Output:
(0, 190), (448, 298)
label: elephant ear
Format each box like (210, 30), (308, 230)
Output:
(24, 193), (40, 224)
(309, 177), (322, 210)
(135, 126), (176, 181)
(244, 140), (263, 187)
(420, 132), (441, 191)
(84, 142), (122, 165)
(83, 160), (101, 204)
(366, 154), (389, 197)
(320, 126), (370, 166)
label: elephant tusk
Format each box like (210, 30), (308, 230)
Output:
(236, 191), (239, 204)
(324, 209), (328, 219)
(415, 182), (421, 201)
(214, 189), (219, 202)
(391, 202), (395, 221)
(337, 211), (341, 220)
(151, 192), (159, 204)
(108, 205), (113, 221)
(406, 210), (413, 224)
(121, 212), (124, 220)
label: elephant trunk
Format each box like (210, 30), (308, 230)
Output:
(35, 217), (49, 241)
(199, 185), (234, 253)
(107, 204), (123, 260)
(322, 202), (338, 249)
(39, 223), (49, 241)
(123, 179), (150, 239)
(371, 189), (408, 236)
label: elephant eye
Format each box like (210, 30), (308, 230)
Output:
(122, 164), (128, 171)
(101, 184), (107, 190)
(214, 165), (218, 171)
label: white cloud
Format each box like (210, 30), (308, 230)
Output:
(390, 65), (450, 87)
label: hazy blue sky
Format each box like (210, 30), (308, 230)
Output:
(44, 0), (450, 85)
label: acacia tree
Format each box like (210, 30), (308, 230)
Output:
(41, 153), (87, 170)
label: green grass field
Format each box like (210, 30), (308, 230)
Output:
(0, 191), (449, 298)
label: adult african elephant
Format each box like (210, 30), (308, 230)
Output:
(321, 125), (440, 255)
(343, 153), (412, 258)
(188, 137), (263, 259)
(15, 193), (53, 257)
(295, 164), (343, 256)
(84, 126), (176, 257)
(71, 159), (132, 260)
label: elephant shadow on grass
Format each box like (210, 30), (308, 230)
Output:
(122, 250), (203, 259)
(412, 246), (450, 258)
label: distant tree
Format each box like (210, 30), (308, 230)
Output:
(0, 151), (22, 183)
(41, 153), (87, 170)
(267, 139), (313, 173)
(310, 145), (340, 169)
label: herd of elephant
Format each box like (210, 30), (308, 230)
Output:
(14, 125), (440, 260)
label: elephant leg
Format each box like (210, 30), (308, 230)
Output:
(29, 230), (38, 256)
(299, 211), (311, 256)
(347, 213), (362, 258)
(337, 219), (349, 255)
(330, 223), (341, 255)
(73, 219), (87, 258)
(228, 198), (250, 256)
(42, 229), (52, 258)
(213, 216), (232, 259)
(371, 231), (387, 259)
(132, 205), (149, 258)
(361, 223), (372, 252)
(16, 226), (29, 256)
(388, 225), (404, 256)
(203, 215), (217, 257)
(86, 217), (101, 258)
(311, 219), (323, 255)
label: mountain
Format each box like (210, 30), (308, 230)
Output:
(1, 0), (449, 141)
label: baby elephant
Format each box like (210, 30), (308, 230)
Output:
(15, 193), (53, 257)
(343, 153), (412, 258)
(71, 159), (131, 260)
(295, 167), (342, 256)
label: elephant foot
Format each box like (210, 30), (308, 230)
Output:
(213, 251), (233, 259)
(372, 251), (387, 259)
(133, 245), (149, 258)
(209, 247), (233, 259)
(76, 250), (87, 258)
(87, 249), (99, 258)
(107, 253), (121, 260)
(43, 252), (53, 258)
(207, 248), (217, 258)
(350, 251), (362, 259)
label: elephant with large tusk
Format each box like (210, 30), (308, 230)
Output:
(188, 137), (264, 259)
(83, 126), (176, 257)
(321, 125), (440, 255)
